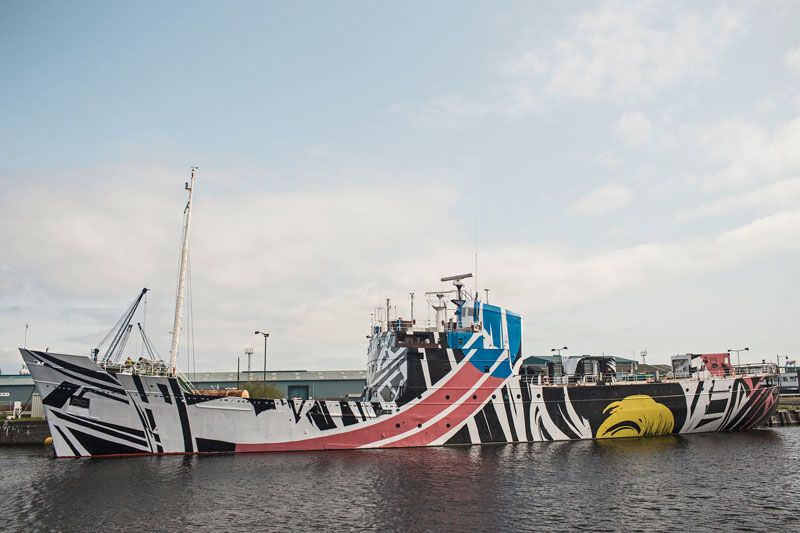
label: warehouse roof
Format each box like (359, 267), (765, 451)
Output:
(0, 375), (34, 386)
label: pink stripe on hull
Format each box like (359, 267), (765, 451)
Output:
(380, 374), (505, 448)
(235, 362), (503, 453)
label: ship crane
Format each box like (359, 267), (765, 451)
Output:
(94, 287), (149, 363)
(107, 324), (134, 363)
(138, 322), (163, 361)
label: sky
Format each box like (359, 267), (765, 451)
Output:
(1, 1), (798, 373)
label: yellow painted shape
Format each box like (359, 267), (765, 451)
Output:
(596, 394), (674, 439)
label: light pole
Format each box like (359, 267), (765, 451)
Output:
(255, 331), (269, 384)
(728, 347), (749, 367)
(551, 346), (567, 356)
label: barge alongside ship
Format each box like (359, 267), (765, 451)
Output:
(18, 173), (779, 458)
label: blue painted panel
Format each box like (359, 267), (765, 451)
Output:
(447, 331), (475, 350)
(482, 305), (503, 349)
(467, 347), (510, 378)
(491, 358), (513, 379)
(506, 312), (522, 361)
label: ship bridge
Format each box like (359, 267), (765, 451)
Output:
(363, 274), (523, 404)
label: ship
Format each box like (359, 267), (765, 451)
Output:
(19, 172), (780, 457)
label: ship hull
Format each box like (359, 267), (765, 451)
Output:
(20, 349), (779, 458)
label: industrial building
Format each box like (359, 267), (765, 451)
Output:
(186, 370), (367, 399)
(520, 355), (671, 375)
(0, 370), (367, 409)
(0, 375), (36, 412)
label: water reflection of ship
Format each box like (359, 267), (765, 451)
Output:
(595, 434), (681, 456)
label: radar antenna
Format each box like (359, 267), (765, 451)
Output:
(440, 273), (473, 307)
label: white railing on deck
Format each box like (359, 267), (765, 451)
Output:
(520, 363), (777, 386)
(99, 358), (196, 393)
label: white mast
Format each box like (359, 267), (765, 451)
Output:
(169, 167), (196, 376)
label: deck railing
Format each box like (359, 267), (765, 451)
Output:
(99, 358), (197, 392)
(520, 363), (777, 386)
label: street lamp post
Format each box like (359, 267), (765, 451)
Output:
(727, 347), (749, 367)
(551, 346), (568, 356)
(255, 331), (269, 384)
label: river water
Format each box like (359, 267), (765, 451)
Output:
(2, 427), (799, 532)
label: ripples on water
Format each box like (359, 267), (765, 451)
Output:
(2, 428), (800, 532)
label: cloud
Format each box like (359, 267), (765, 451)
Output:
(405, 87), (542, 129)
(410, 3), (746, 129)
(2, 165), (798, 373)
(785, 46), (800, 72)
(586, 151), (625, 169)
(408, 94), (492, 129)
(755, 97), (776, 114)
(568, 184), (634, 217)
(675, 178), (800, 222)
(695, 115), (800, 190)
(514, 3), (746, 102)
(0, 166), (462, 371)
(614, 111), (653, 145)
(502, 52), (548, 76)
(389, 208), (800, 321)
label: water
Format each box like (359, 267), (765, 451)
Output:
(2, 428), (800, 532)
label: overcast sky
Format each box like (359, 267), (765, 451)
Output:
(1, 1), (798, 373)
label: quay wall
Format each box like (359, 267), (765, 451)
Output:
(1, 419), (50, 445)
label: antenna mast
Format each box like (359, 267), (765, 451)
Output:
(169, 166), (196, 377)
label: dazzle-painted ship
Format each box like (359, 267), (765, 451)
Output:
(19, 173), (779, 458)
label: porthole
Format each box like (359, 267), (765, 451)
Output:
(472, 394), (477, 400)
(492, 394), (496, 399)
(445, 395), (450, 400)
(395, 423), (400, 428)
(446, 423), (451, 428)
(516, 394), (521, 399)
(417, 424), (422, 428)
(536, 394), (541, 399)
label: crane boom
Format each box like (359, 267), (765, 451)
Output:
(98, 288), (149, 363)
